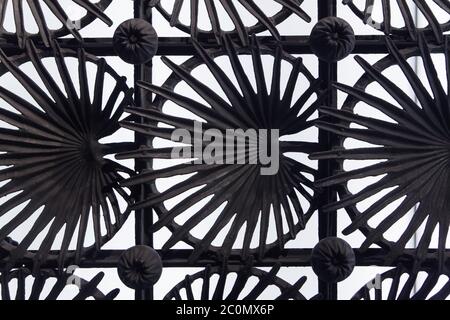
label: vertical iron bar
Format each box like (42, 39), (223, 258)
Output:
(318, 0), (338, 300)
(134, 0), (154, 301)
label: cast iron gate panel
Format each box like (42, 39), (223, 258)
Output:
(0, 0), (448, 300)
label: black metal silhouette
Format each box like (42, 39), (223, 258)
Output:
(343, 0), (450, 42)
(310, 17), (355, 62)
(0, 40), (134, 272)
(352, 264), (450, 300)
(164, 260), (319, 300)
(311, 237), (355, 283)
(151, 0), (311, 45)
(0, 0), (447, 301)
(0, 268), (119, 300)
(0, 0), (113, 48)
(117, 245), (163, 289)
(119, 35), (324, 263)
(311, 34), (450, 270)
(113, 18), (159, 65)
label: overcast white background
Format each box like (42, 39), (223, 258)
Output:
(0, 0), (448, 300)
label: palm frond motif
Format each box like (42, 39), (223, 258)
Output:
(0, 40), (134, 272)
(343, 0), (450, 43)
(0, 268), (119, 300)
(119, 36), (324, 263)
(352, 264), (450, 300)
(0, 0), (113, 48)
(164, 260), (319, 300)
(152, 0), (311, 45)
(311, 34), (450, 269)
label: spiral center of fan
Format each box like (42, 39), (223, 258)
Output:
(80, 139), (103, 164)
(129, 34), (140, 44)
(331, 256), (344, 266)
(330, 32), (340, 40)
(132, 260), (147, 274)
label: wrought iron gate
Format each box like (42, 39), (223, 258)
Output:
(0, 0), (449, 301)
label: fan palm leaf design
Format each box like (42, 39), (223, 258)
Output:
(311, 34), (450, 269)
(0, 268), (119, 300)
(119, 36), (324, 263)
(0, 40), (134, 272)
(153, 0), (311, 45)
(164, 260), (318, 300)
(0, 0), (113, 48)
(352, 264), (450, 300)
(343, 0), (450, 42)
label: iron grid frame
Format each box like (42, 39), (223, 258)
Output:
(1, 0), (449, 301)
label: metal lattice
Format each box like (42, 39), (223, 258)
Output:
(0, 0), (449, 301)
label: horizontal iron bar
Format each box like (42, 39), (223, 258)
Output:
(152, 35), (421, 55)
(10, 249), (450, 269)
(0, 36), (426, 56)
